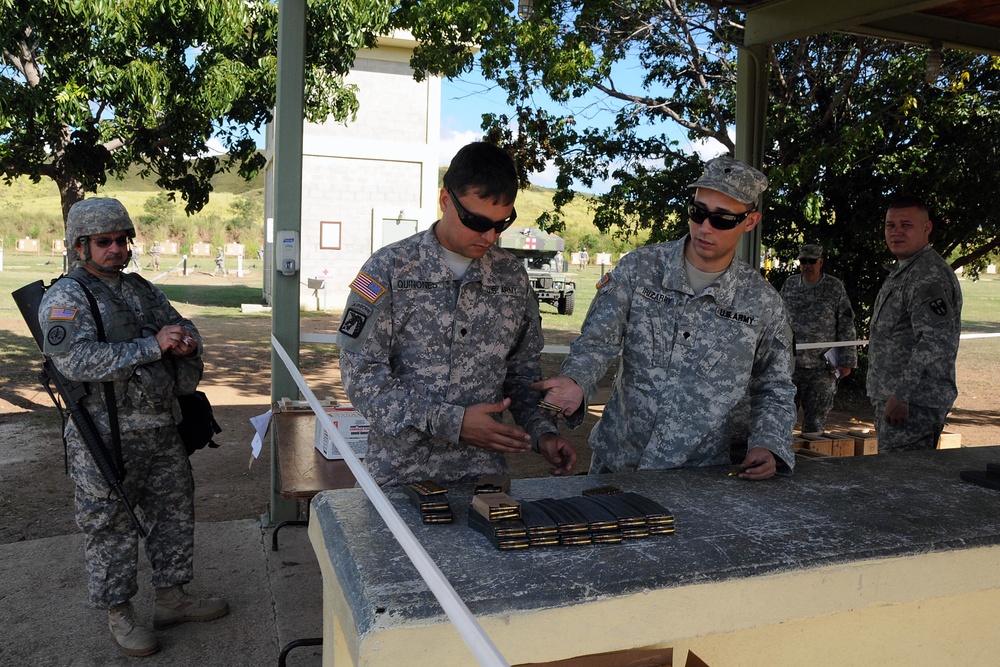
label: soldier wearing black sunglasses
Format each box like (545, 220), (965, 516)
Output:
(533, 157), (797, 481)
(338, 141), (576, 487)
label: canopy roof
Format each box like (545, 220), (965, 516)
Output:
(722, 0), (1000, 55)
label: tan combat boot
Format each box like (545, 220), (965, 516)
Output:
(153, 585), (230, 630)
(108, 601), (159, 657)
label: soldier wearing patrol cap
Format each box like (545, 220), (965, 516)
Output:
(868, 195), (962, 451)
(780, 243), (858, 435)
(38, 198), (228, 657)
(534, 156), (797, 480)
(337, 141), (577, 486)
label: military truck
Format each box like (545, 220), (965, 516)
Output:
(498, 226), (577, 315)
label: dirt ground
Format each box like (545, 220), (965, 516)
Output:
(1, 273), (998, 545)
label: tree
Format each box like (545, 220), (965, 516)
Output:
(397, 0), (1000, 330)
(1, 0), (393, 222)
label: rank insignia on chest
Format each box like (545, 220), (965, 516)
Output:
(349, 272), (386, 303)
(49, 306), (77, 320)
(596, 273), (611, 290)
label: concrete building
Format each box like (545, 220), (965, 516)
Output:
(262, 32), (441, 310)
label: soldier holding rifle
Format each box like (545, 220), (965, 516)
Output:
(37, 198), (228, 657)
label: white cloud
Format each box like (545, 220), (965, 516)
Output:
(682, 130), (734, 161)
(439, 126), (484, 166)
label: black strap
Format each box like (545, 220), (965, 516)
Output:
(68, 276), (126, 479)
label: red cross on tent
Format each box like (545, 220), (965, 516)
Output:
(524, 236), (537, 250)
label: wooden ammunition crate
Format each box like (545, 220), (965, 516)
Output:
(849, 428), (879, 455)
(801, 433), (854, 457)
(938, 431), (962, 449)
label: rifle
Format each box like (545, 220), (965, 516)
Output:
(12, 280), (147, 538)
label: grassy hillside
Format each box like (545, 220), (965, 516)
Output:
(0, 161), (637, 261)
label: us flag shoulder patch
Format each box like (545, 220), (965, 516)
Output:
(349, 272), (386, 303)
(49, 306), (77, 321)
(596, 273), (611, 290)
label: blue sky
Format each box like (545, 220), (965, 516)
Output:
(437, 62), (730, 193)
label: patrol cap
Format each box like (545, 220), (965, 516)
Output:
(798, 244), (823, 259)
(688, 157), (768, 204)
(65, 198), (135, 248)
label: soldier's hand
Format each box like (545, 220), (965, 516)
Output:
(884, 395), (909, 426)
(155, 325), (188, 354)
(460, 398), (532, 453)
(537, 433), (577, 476)
(736, 447), (777, 480)
(530, 376), (584, 417)
(835, 366), (852, 379)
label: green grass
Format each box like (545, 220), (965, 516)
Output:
(957, 274), (1000, 332)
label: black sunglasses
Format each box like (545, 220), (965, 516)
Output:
(90, 235), (130, 249)
(447, 188), (517, 234)
(799, 258), (819, 265)
(687, 201), (756, 230)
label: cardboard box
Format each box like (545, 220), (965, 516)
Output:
(938, 431), (962, 449)
(314, 406), (370, 459)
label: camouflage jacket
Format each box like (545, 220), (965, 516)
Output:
(338, 224), (557, 486)
(867, 245), (962, 407)
(560, 236), (797, 472)
(38, 268), (202, 434)
(780, 273), (858, 369)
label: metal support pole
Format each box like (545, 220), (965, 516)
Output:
(735, 44), (770, 269)
(267, 0), (307, 524)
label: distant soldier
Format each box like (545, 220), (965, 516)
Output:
(868, 196), (962, 451)
(149, 241), (161, 271)
(780, 244), (858, 435)
(214, 247), (226, 275)
(579, 247), (589, 270)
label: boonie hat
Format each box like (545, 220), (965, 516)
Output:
(688, 157), (768, 204)
(798, 244), (823, 260)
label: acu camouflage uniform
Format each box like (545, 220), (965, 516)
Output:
(338, 224), (558, 486)
(39, 268), (202, 610)
(867, 244), (962, 451)
(560, 236), (797, 473)
(780, 273), (858, 432)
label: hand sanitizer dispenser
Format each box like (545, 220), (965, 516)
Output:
(277, 231), (299, 276)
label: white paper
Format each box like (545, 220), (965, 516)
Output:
(823, 348), (842, 378)
(249, 409), (273, 460)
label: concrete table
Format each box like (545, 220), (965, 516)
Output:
(309, 447), (1000, 666)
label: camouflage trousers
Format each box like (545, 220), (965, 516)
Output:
(871, 399), (950, 452)
(792, 366), (838, 434)
(67, 423), (195, 610)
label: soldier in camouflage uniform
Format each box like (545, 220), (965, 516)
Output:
(534, 157), (796, 479)
(337, 142), (576, 486)
(868, 196), (962, 451)
(38, 199), (228, 657)
(780, 244), (858, 434)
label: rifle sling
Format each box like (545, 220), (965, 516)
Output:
(68, 276), (126, 480)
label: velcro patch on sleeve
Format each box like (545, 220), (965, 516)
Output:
(339, 303), (374, 339)
(349, 272), (386, 303)
(596, 272), (611, 290)
(48, 306), (77, 321)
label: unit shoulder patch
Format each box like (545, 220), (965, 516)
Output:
(47, 325), (67, 346)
